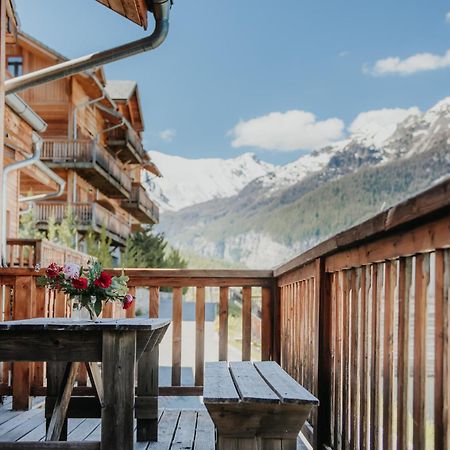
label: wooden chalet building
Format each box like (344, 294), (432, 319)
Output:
(3, 25), (161, 262)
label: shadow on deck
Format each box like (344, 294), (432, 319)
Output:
(0, 397), (310, 449)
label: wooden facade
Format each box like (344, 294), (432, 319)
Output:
(3, 28), (160, 255)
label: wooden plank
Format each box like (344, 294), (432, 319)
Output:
(137, 330), (160, 442)
(101, 330), (136, 450)
(85, 363), (103, 407)
(334, 272), (343, 449)
(341, 271), (350, 448)
(12, 276), (35, 410)
(370, 264), (382, 450)
(397, 257), (412, 450)
(125, 286), (136, 319)
(359, 266), (370, 450)
(193, 410), (215, 450)
(242, 287), (252, 361)
(229, 361), (279, 403)
(147, 410), (180, 449)
(383, 261), (396, 450)
(434, 250), (449, 450)
(0, 443), (99, 449)
(274, 179), (450, 277)
(195, 287), (205, 386)
(203, 362), (240, 403)
(276, 263), (316, 287)
(171, 287), (182, 387)
(261, 287), (272, 361)
(413, 253), (430, 450)
(170, 410), (197, 450)
(350, 269), (360, 450)
(46, 362), (80, 441)
(325, 215), (450, 272)
(149, 287), (159, 318)
(254, 361), (318, 404)
(219, 287), (229, 361)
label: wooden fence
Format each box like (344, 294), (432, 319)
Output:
(0, 178), (449, 449)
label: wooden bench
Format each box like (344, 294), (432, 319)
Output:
(203, 361), (319, 450)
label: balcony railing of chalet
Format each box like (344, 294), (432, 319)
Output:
(41, 139), (132, 197)
(0, 179), (449, 450)
(34, 201), (130, 245)
(121, 183), (159, 224)
(6, 239), (93, 268)
(107, 127), (146, 164)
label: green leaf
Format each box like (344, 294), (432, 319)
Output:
(94, 299), (102, 317)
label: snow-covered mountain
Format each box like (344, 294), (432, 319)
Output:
(147, 151), (275, 211)
(152, 98), (450, 268)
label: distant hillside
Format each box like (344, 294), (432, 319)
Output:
(156, 98), (450, 268)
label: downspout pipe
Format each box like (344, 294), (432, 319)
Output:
(1, 133), (43, 267)
(5, 0), (171, 95)
(18, 160), (66, 202)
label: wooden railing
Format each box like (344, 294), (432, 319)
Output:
(274, 179), (450, 449)
(6, 239), (93, 268)
(0, 179), (449, 450)
(123, 183), (159, 223)
(34, 201), (130, 244)
(41, 139), (132, 194)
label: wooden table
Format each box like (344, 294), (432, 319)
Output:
(0, 318), (170, 450)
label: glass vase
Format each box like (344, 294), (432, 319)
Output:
(71, 295), (99, 321)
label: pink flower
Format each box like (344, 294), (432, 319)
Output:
(63, 263), (80, 280)
(123, 293), (134, 310)
(72, 277), (88, 290)
(94, 272), (112, 289)
(46, 262), (61, 279)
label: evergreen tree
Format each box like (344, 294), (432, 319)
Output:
(85, 226), (113, 267)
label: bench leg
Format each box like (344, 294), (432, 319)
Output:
(46, 362), (69, 441)
(217, 435), (256, 450)
(260, 438), (296, 450)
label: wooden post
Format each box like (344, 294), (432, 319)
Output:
(12, 276), (35, 410)
(102, 330), (136, 450)
(316, 257), (333, 448)
(0, 0), (6, 240)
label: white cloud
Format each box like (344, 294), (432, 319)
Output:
(349, 107), (420, 145)
(159, 128), (176, 142)
(230, 110), (345, 152)
(338, 50), (350, 57)
(364, 49), (450, 76)
(446, 12), (450, 23)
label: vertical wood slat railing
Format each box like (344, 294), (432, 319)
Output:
(0, 268), (275, 402)
(274, 179), (450, 450)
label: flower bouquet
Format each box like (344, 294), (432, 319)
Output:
(38, 261), (134, 320)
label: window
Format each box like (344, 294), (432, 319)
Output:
(7, 56), (23, 77)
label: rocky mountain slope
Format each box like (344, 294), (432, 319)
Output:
(153, 98), (450, 269)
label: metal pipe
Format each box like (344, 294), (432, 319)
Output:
(1, 133), (42, 266)
(5, 0), (171, 95)
(5, 94), (47, 132)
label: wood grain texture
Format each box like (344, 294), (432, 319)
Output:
(219, 287), (229, 361)
(171, 287), (182, 387)
(242, 287), (252, 361)
(195, 287), (205, 387)
(101, 330), (136, 450)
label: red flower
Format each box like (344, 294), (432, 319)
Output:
(72, 277), (88, 290)
(94, 271), (112, 289)
(123, 293), (134, 310)
(46, 262), (61, 279)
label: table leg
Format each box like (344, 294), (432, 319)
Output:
(45, 362), (68, 441)
(101, 331), (136, 450)
(137, 335), (159, 442)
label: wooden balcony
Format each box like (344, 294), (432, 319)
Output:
(121, 183), (159, 224)
(33, 201), (130, 246)
(5, 239), (93, 269)
(107, 128), (146, 164)
(0, 179), (449, 449)
(41, 139), (132, 199)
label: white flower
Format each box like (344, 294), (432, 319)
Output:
(63, 263), (80, 280)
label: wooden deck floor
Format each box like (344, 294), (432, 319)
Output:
(0, 397), (310, 449)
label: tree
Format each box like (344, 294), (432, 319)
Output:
(85, 226), (113, 267)
(122, 226), (187, 269)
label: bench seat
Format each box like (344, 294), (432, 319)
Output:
(203, 361), (319, 450)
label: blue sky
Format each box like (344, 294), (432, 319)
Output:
(14, 0), (450, 164)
